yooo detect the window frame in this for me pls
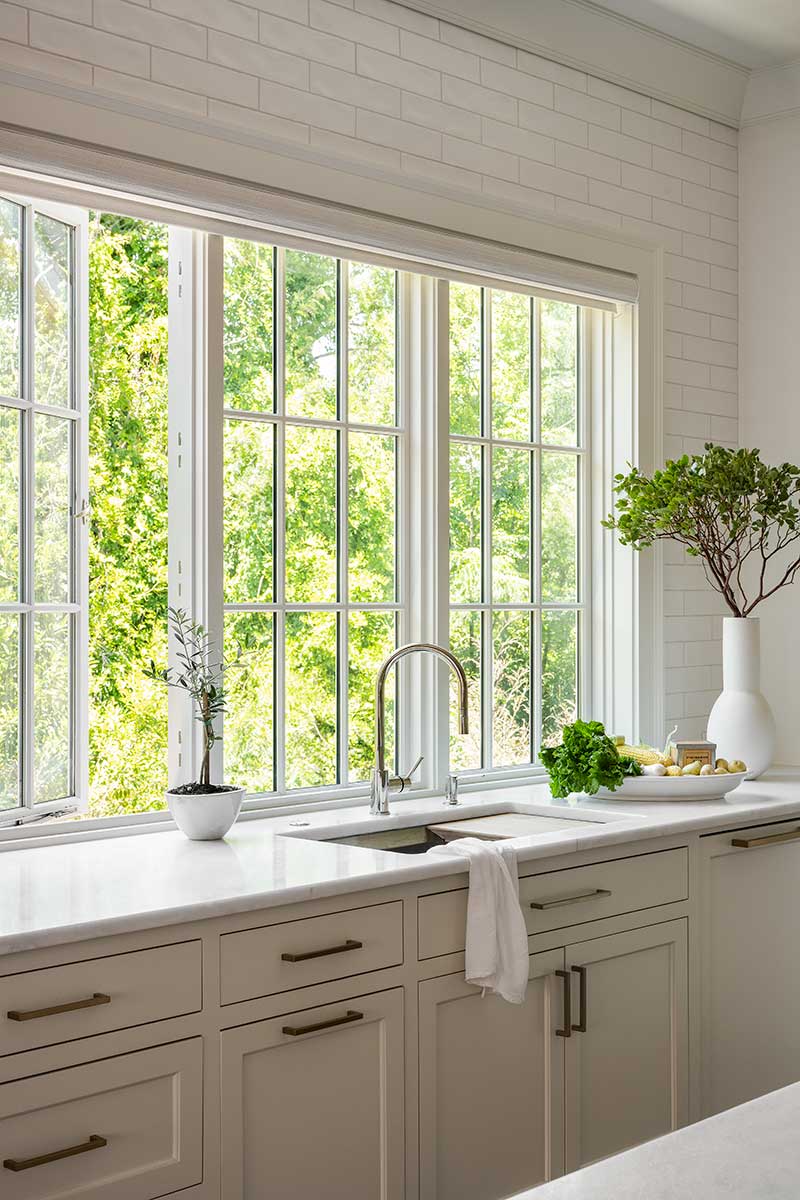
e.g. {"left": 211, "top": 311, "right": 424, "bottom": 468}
{"left": 0, "top": 182, "right": 650, "bottom": 840}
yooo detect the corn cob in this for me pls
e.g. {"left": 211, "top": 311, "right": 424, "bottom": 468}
{"left": 617, "top": 742, "right": 671, "bottom": 767}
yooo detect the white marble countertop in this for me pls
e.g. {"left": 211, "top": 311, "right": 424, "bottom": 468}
{"left": 511, "top": 1082, "right": 800, "bottom": 1199}
{"left": 2, "top": 769, "right": 800, "bottom": 956}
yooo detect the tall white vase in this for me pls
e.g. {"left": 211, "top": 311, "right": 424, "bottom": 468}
{"left": 707, "top": 617, "right": 776, "bottom": 780}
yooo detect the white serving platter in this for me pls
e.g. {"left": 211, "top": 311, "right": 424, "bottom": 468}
{"left": 597, "top": 771, "right": 747, "bottom": 801}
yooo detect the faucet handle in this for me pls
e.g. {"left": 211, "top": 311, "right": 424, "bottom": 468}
{"left": 396, "top": 754, "right": 424, "bottom": 792}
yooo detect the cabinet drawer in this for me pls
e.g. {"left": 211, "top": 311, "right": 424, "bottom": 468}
{"left": 220, "top": 901, "right": 403, "bottom": 1006}
{"left": 0, "top": 941, "right": 202, "bottom": 1057}
{"left": 0, "top": 1038, "right": 202, "bottom": 1200}
{"left": 418, "top": 848, "right": 688, "bottom": 959}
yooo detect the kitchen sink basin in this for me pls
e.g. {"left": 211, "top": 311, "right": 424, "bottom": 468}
{"left": 301, "top": 810, "right": 609, "bottom": 854}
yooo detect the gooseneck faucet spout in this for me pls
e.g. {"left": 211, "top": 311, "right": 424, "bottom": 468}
{"left": 370, "top": 642, "right": 469, "bottom": 816}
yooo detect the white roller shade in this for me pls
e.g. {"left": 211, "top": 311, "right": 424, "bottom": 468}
{"left": 0, "top": 125, "right": 638, "bottom": 307}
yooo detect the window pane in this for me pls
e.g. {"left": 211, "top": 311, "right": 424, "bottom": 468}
{"left": 35, "top": 213, "right": 72, "bottom": 408}
{"left": 285, "top": 423, "right": 337, "bottom": 603}
{"left": 0, "top": 198, "right": 22, "bottom": 399}
{"left": 449, "top": 609, "right": 481, "bottom": 771}
{"left": 450, "top": 442, "right": 481, "bottom": 604}
{"left": 0, "top": 406, "right": 19, "bottom": 603}
{"left": 0, "top": 613, "right": 18, "bottom": 808}
{"left": 224, "top": 238, "right": 273, "bottom": 413}
{"left": 34, "top": 413, "right": 71, "bottom": 604}
{"left": 492, "top": 446, "right": 530, "bottom": 603}
{"left": 34, "top": 611, "right": 71, "bottom": 803}
{"left": 492, "top": 290, "right": 531, "bottom": 441}
{"left": 285, "top": 249, "right": 336, "bottom": 420}
{"left": 349, "top": 611, "right": 395, "bottom": 782}
{"left": 88, "top": 212, "right": 169, "bottom": 818}
{"left": 349, "top": 431, "right": 395, "bottom": 603}
{"left": 449, "top": 282, "right": 481, "bottom": 436}
{"left": 541, "top": 609, "right": 578, "bottom": 751}
{"left": 225, "top": 612, "right": 274, "bottom": 794}
{"left": 540, "top": 300, "right": 578, "bottom": 445}
{"left": 224, "top": 419, "right": 274, "bottom": 603}
{"left": 285, "top": 611, "right": 337, "bottom": 789}
{"left": 493, "top": 611, "right": 531, "bottom": 767}
{"left": 541, "top": 452, "right": 578, "bottom": 603}
{"left": 348, "top": 262, "right": 395, "bottom": 426}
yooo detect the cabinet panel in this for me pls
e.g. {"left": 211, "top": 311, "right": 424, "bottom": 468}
{"left": 0, "top": 941, "right": 202, "bottom": 1056}
{"left": 418, "top": 950, "right": 564, "bottom": 1200}
{"left": 221, "top": 987, "right": 404, "bottom": 1199}
{"left": 701, "top": 824, "right": 800, "bottom": 1116}
{"left": 220, "top": 901, "right": 402, "bottom": 1005}
{"left": 564, "top": 920, "right": 688, "bottom": 1171}
{"left": 418, "top": 849, "right": 687, "bottom": 959}
{"left": 0, "top": 1038, "right": 202, "bottom": 1200}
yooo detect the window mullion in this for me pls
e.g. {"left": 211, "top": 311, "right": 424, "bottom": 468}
{"left": 273, "top": 246, "right": 286, "bottom": 795}
{"left": 337, "top": 260, "right": 349, "bottom": 785}
{"left": 481, "top": 287, "right": 492, "bottom": 771}
{"left": 21, "top": 203, "right": 34, "bottom": 813}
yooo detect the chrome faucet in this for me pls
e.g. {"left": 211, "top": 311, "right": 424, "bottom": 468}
{"left": 370, "top": 642, "right": 470, "bottom": 816}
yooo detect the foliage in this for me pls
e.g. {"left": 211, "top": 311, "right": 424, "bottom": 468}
{"left": 605, "top": 444, "right": 800, "bottom": 618}
{"left": 540, "top": 719, "right": 629, "bottom": 798}
{"left": 146, "top": 608, "right": 240, "bottom": 789}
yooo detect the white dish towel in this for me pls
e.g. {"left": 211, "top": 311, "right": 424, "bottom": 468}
{"left": 428, "top": 837, "right": 529, "bottom": 1004}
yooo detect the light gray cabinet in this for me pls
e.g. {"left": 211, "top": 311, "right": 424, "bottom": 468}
{"left": 220, "top": 988, "right": 405, "bottom": 1200}
{"left": 701, "top": 821, "right": 800, "bottom": 1116}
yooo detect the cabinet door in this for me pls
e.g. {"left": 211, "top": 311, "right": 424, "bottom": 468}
{"left": 701, "top": 824, "right": 800, "bottom": 1116}
{"left": 418, "top": 950, "right": 565, "bottom": 1200}
{"left": 564, "top": 920, "right": 688, "bottom": 1172}
{"left": 220, "top": 988, "right": 404, "bottom": 1200}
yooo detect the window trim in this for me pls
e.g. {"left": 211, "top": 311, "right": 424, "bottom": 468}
{"left": 0, "top": 165, "right": 663, "bottom": 844}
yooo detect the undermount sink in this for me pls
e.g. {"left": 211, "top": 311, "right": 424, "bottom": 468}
{"left": 301, "top": 810, "right": 608, "bottom": 855}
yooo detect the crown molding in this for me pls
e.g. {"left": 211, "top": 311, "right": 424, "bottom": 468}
{"left": 400, "top": 0, "right": 748, "bottom": 126}
{"left": 741, "top": 60, "right": 800, "bottom": 125}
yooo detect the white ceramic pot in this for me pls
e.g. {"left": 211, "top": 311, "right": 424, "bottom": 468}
{"left": 707, "top": 617, "right": 776, "bottom": 780}
{"left": 167, "top": 786, "right": 245, "bottom": 841}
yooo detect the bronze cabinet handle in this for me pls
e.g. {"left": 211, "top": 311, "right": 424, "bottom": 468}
{"left": 530, "top": 888, "right": 612, "bottom": 911}
{"left": 7, "top": 993, "right": 111, "bottom": 1023}
{"left": 281, "top": 939, "right": 363, "bottom": 963}
{"left": 555, "top": 970, "right": 571, "bottom": 1038}
{"left": 4, "top": 1133, "right": 107, "bottom": 1172}
{"left": 571, "top": 965, "right": 588, "bottom": 1033}
{"left": 731, "top": 828, "right": 800, "bottom": 849}
{"left": 282, "top": 1009, "right": 364, "bottom": 1037}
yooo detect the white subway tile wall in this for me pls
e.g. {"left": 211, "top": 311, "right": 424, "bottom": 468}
{"left": 2, "top": 0, "right": 738, "bottom": 739}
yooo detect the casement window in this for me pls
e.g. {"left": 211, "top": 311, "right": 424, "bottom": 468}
{"left": 0, "top": 183, "right": 634, "bottom": 832}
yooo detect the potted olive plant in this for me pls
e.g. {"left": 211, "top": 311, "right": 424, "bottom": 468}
{"left": 147, "top": 607, "right": 244, "bottom": 840}
{"left": 605, "top": 444, "right": 800, "bottom": 778}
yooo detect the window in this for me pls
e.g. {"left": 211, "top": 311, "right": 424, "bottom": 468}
{"left": 448, "top": 284, "right": 586, "bottom": 774}
{"left": 0, "top": 183, "right": 632, "bottom": 831}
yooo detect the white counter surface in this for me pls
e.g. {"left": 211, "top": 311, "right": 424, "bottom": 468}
{"left": 511, "top": 1082, "right": 800, "bottom": 1199}
{"left": 2, "top": 770, "right": 799, "bottom": 955}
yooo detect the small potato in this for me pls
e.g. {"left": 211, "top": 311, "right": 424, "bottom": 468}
{"left": 715, "top": 758, "right": 729, "bottom": 772}
{"left": 714, "top": 766, "right": 729, "bottom": 775}
{"left": 665, "top": 765, "right": 682, "bottom": 776}
{"left": 642, "top": 763, "right": 666, "bottom": 776}
{"left": 699, "top": 764, "right": 713, "bottom": 775}
{"left": 682, "top": 760, "right": 701, "bottom": 775}
{"left": 729, "top": 760, "right": 747, "bottom": 774}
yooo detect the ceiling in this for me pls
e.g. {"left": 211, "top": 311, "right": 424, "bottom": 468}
{"left": 586, "top": 0, "right": 800, "bottom": 68}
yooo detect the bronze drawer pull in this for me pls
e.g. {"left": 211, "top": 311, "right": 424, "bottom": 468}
{"left": 283, "top": 1009, "right": 364, "bottom": 1037}
{"left": 530, "top": 888, "right": 612, "bottom": 910}
{"left": 731, "top": 828, "right": 800, "bottom": 849}
{"left": 4, "top": 1133, "right": 107, "bottom": 1172}
{"left": 555, "top": 970, "right": 571, "bottom": 1038}
{"left": 7, "top": 993, "right": 111, "bottom": 1023}
{"left": 281, "top": 939, "right": 363, "bottom": 963}
{"left": 571, "top": 965, "right": 588, "bottom": 1032}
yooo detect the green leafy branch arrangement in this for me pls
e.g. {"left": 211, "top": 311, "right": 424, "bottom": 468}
{"left": 540, "top": 720, "right": 641, "bottom": 798}
{"left": 604, "top": 444, "right": 800, "bottom": 618}
{"left": 146, "top": 607, "right": 241, "bottom": 790}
